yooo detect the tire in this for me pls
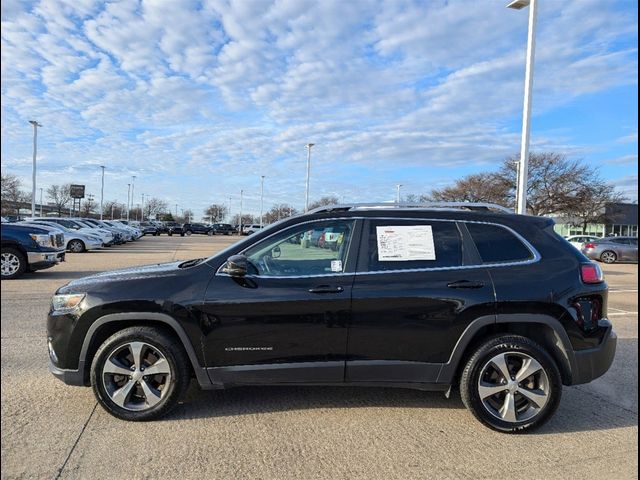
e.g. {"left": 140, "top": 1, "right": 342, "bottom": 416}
{"left": 600, "top": 250, "right": 617, "bottom": 264}
{"left": 1, "top": 247, "right": 27, "bottom": 279}
{"left": 207, "top": 230, "right": 214, "bottom": 236}
{"left": 185, "top": 230, "right": 192, "bottom": 236}
{"left": 68, "top": 239, "right": 86, "bottom": 253}
{"left": 168, "top": 232, "right": 173, "bottom": 236}
{"left": 90, "top": 326, "right": 191, "bottom": 421}
{"left": 460, "top": 335, "right": 562, "bottom": 433}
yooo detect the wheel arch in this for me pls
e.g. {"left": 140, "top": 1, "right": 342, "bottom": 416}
{"left": 438, "top": 314, "right": 576, "bottom": 386}
{"left": 79, "top": 312, "right": 211, "bottom": 387}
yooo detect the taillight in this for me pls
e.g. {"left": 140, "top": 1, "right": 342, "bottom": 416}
{"left": 584, "top": 242, "right": 596, "bottom": 249}
{"left": 581, "top": 263, "right": 604, "bottom": 284}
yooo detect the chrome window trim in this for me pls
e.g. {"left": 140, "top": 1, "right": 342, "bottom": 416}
{"left": 215, "top": 216, "right": 541, "bottom": 279}
{"left": 215, "top": 217, "right": 360, "bottom": 277}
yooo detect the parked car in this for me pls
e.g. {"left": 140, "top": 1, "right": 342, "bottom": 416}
{"left": 565, "top": 235, "right": 601, "bottom": 250}
{"left": 2, "top": 223, "right": 65, "bottom": 279}
{"left": 47, "top": 202, "right": 616, "bottom": 432}
{"left": 581, "top": 236, "right": 638, "bottom": 264}
{"left": 20, "top": 220, "right": 103, "bottom": 253}
{"left": 242, "top": 224, "right": 264, "bottom": 235}
{"left": 165, "top": 222, "right": 183, "bottom": 236}
{"left": 181, "top": 223, "right": 214, "bottom": 236}
{"left": 211, "top": 223, "right": 235, "bottom": 235}
{"left": 32, "top": 217, "right": 116, "bottom": 246}
{"left": 139, "top": 222, "right": 159, "bottom": 236}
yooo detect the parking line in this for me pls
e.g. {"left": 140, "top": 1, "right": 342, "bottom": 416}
{"left": 609, "top": 289, "right": 638, "bottom": 293}
{"left": 609, "top": 312, "right": 638, "bottom": 316}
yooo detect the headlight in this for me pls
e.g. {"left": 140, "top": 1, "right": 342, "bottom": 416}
{"left": 51, "top": 294, "right": 85, "bottom": 313}
{"left": 30, "top": 233, "right": 51, "bottom": 247}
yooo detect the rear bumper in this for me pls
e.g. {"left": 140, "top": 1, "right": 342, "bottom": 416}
{"left": 571, "top": 322, "right": 617, "bottom": 385}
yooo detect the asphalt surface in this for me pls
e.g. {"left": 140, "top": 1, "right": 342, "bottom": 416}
{"left": 1, "top": 236, "right": 637, "bottom": 480}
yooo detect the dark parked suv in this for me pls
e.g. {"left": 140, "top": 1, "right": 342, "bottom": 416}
{"left": 47, "top": 203, "right": 616, "bottom": 432}
{"left": 181, "top": 223, "right": 214, "bottom": 236}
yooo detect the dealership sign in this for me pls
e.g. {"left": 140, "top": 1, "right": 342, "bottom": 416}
{"left": 70, "top": 184, "right": 85, "bottom": 199}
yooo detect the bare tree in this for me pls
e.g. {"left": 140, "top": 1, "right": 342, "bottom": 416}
{"left": 203, "top": 204, "right": 228, "bottom": 223}
{"left": 567, "top": 183, "right": 626, "bottom": 233}
{"left": 423, "top": 172, "right": 510, "bottom": 206}
{"left": 264, "top": 204, "right": 298, "bottom": 224}
{"left": 308, "top": 196, "right": 340, "bottom": 210}
{"left": 1, "top": 173, "right": 28, "bottom": 215}
{"left": 143, "top": 198, "right": 169, "bottom": 219}
{"left": 230, "top": 213, "right": 256, "bottom": 225}
{"left": 80, "top": 196, "right": 97, "bottom": 217}
{"left": 181, "top": 209, "right": 194, "bottom": 223}
{"left": 47, "top": 184, "right": 72, "bottom": 216}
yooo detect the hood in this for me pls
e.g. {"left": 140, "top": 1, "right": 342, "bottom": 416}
{"left": 58, "top": 258, "right": 207, "bottom": 292}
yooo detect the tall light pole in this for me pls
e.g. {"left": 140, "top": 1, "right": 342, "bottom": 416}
{"left": 508, "top": 0, "right": 538, "bottom": 214}
{"left": 99, "top": 165, "right": 105, "bottom": 220}
{"left": 396, "top": 184, "right": 403, "bottom": 203}
{"left": 29, "top": 121, "right": 42, "bottom": 217}
{"left": 126, "top": 183, "right": 131, "bottom": 221}
{"left": 228, "top": 196, "right": 232, "bottom": 223}
{"left": 141, "top": 194, "right": 145, "bottom": 221}
{"left": 240, "top": 189, "right": 244, "bottom": 233}
{"left": 130, "top": 175, "right": 136, "bottom": 216}
{"left": 39, "top": 188, "right": 43, "bottom": 216}
{"left": 305, "top": 143, "right": 315, "bottom": 212}
{"left": 175, "top": 204, "right": 178, "bottom": 219}
{"left": 260, "top": 175, "right": 265, "bottom": 227}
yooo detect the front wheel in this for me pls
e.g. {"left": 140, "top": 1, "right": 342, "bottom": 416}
{"left": 90, "top": 326, "right": 191, "bottom": 421}
{"left": 207, "top": 230, "right": 214, "bottom": 236}
{"left": 68, "top": 239, "right": 86, "bottom": 253}
{"left": 460, "top": 335, "right": 561, "bottom": 433}
{"left": 1, "top": 247, "right": 26, "bottom": 279}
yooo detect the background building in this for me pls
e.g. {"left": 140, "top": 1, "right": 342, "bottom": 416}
{"left": 553, "top": 202, "right": 638, "bottom": 237}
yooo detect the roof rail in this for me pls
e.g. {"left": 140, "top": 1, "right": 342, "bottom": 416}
{"left": 307, "top": 202, "right": 513, "bottom": 215}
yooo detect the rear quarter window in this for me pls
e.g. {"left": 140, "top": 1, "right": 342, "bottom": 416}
{"left": 466, "top": 223, "right": 533, "bottom": 264}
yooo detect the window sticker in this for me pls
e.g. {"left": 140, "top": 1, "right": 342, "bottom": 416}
{"left": 376, "top": 225, "right": 436, "bottom": 261}
{"left": 331, "top": 260, "right": 343, "bottom": 272}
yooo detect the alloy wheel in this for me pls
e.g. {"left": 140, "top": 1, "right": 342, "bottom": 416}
{"left": 477, "top": 352, "right": 550, "bottom": 424}
{"left": 601, "top": 251, "right": 617, "bottom": 264}
{"left": 102, "top": 341, "right": 172, "bottom": 411}
{"left": 1, "top": 252, "right": 21, "bottom": 277}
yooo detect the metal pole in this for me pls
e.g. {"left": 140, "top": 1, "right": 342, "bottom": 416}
{"left": 39, "top": 188, "right": 43, "bottom": 216}
{"left": 111, "top": 204, "right": 114, "bottom": 220}
{"left": 305, "top": 143, "right": 314, "bottom": 212}
{"left": 29, "top": 121, "right": 41, "bottom": 217}
{"left": 260, "top": 175, "right": 265, "bottom": 227}
{"left": 100, "top": 166, "right": 105, "bottom": 220}
{"left": 228, "top": 197, "right": 232, "bottom": 224}
{"left": 396, "top": 184, "right": 402, "bottom": 203}
{"left": 126, "top": 184, "right": 130, "bottom": 221}
{"left": 515, "top": 0, "right": 538, "bottom": 215}
{"left": 175, "top": 204, "right": 178, "bottom": 219}
{"left": 130, "top": 176, "right": 136, "bottom": 217}
{"left": 141, "top": 194, "right": 145, "bottom": 221}
{"left": 240, "top": 189, "right": 243, "bottom": 234}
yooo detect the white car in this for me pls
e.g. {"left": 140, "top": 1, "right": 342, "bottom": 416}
{"left": 36, "top": 218, "right": 115, "bottom": 246}
{"left": 242, "top": 224, "right": 264, "bottom": 235}
{"left": 565, "top": 235, "right": 602, "bottom": 250}
{"left": 24, "top": 220, "right": 103, "bottom": 253}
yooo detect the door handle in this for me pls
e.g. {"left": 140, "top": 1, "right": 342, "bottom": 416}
{"left": 447, "top": 280, "right": 485, "bottom": 289}
{"left": 308, "top": 285, "right": 345, "bottom": 294}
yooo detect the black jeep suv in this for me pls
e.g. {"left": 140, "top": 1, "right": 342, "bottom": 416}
{"left": 47, "top": 203, "right": 616, "bottom": 432}
{"left": 181, "top": 223, "right": 214, "bottom": 236}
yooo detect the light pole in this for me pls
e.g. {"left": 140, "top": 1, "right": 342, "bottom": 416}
{"left": 260, "top": 175, "right": 265, "bottom": 227}
{"left": 141, "top": 194, "right": 145, "bottom": 221}
{"left": 228, "top": 196, "right": 232, "bottom": 224}
{"left": 508, "top": 0, "right": 538, "bottom": 214}
{"left": 305, "top": 143, "right": 314, "bottom": 212}
{"left": 396, "top": 184, "right": 403, "bottom": 203}
{"left": 126, "top": 183, "right": 131, "bottom": 221}
{"left": 29, "top": 121, "right": 42, "bottom": 217}
{"left": 240, "top": 189, "right": 244, "bottom": 234}
{"left": 175, "top": 204, "right": 178, "bottom": 220}
{"left": 99, "top": 165, "right": 105, "bottom": 220}
{"left": 130, "top": 175, "right": 136, "bottom": 217}
{"left": 39, "top": 188, "right": 43, "bottom": 216}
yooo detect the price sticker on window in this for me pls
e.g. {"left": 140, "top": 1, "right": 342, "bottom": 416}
{"left": 376, "top": 225, "right": 436, "bottom": 261}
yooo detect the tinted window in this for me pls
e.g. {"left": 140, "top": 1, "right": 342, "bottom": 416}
{"left": 367, "top": 220, "right": 462, "bottom": 271}
{"left": 243, "top": 220, "right": 356, "bottom": 277}
{"left": 610, "top": 238, "right": 630, "bottom": 245}
{"left": 466, "top": 223, "right": 533, "bottom": 263}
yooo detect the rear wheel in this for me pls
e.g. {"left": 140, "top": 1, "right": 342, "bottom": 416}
{"left": 1, "top": 247, "right": 26, "bottom": 279}
{"left": 460, "top": 335, "right": 561, "bottom": 433}
{"left": 90, "top": 326, "right": 190, "bottom": 421}
{"left": 185, "top": 230, "right": 192, "bottom": 236}
{"left": 68, "top": 239, "right": 86, "bottom": 253}
{"left": 600, "top": 250, "right": 617, "bottom": 264}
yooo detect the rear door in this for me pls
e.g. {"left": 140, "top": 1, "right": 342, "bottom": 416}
{"left": 346, "top": 218, "right": 495, "bottom": 383}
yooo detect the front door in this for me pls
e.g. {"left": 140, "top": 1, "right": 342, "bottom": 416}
{"left": 347, "top": 218, "right": 495, "bottom": 383}
{"left": 201, "top": 219, "right": 360, "bottom": 385}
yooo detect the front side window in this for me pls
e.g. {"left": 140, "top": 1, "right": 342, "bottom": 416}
{"left": 366, "top": 220, "right": 462, "bottom": 271}
{"left": 466, "top": 223, "right": 533, "bottom": 264}
{"left": 243, "top": 220, "right": 356, "bottom": 277}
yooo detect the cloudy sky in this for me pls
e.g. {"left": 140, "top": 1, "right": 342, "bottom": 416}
{"left": 1, "top": 0, "right": 637, "bottom": 218}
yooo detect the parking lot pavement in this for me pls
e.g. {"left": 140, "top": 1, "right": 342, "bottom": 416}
{"left": 1, "top": 236, "right": 637, "bottom": 480}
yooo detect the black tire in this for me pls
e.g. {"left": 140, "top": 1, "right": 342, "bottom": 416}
{"left": 1, "top": 247, "right": 27, "bottom": 279}
{"left": 600, "top": 250, "right": 617, "bottom": 264}
{"left": 68, "top": 239, "right": 86, "bottom": 253}
{"left": 460, "top": 335, "right": 562, "bottom": 433}
{"left": 90, "top": 326, "right": 191, "bottom": 421}
{"left": 185, "top": 230, "right": 192, "bottom": 236}
{"left": 207, "top": 230, "right": 214, "bottom": 236}
{"left": 168, "top": 232, "right": 173, "bottom": 236}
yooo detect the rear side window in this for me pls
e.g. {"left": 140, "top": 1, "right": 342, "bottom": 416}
{"left": 367, "top": 220, "right": 462, "bottom": 271}
{"left": 466, "top": 223, "right": 533, "bottom": 264}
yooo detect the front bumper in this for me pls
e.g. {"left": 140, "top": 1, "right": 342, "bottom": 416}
{"left": 49, "top": 360, "right": 85, "bottom": 386}
{"left": 27, "top": 250, "right": 65, "bottom": 271}
{"left": 571, "top": 321, "right": 617, "bottom": 385}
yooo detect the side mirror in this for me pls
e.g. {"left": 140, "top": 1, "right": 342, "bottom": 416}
{"left": 222, "top": 254, "right": 248, "bottom": 277}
